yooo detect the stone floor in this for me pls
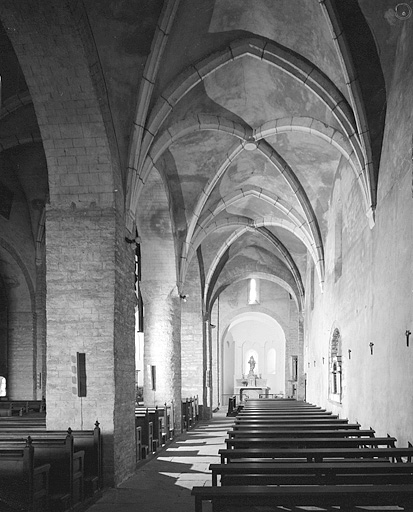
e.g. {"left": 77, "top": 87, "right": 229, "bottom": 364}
{"left": 85, "top": 409, "right": 233, "bottom": 512}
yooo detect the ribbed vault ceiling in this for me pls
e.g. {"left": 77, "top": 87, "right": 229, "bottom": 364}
{"left": 0, "top": 0, "right": 388, "bottom": 316}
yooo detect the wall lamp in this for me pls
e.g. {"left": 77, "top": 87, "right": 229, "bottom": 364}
{"left": 125, "top": 236, "right": 141, "bottom": 245}
{"left": 179, "top": 294, "right": 188, "bottom": 302}
{"left": 406, "top": 330, "right": 411, "bottom": 347}
{"left": 369, "top": 342, "right": 374, "bottom": 355}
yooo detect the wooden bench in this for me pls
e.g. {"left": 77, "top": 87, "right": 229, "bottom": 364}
{"left": 0, "top": 400, "right": 45, "bottom": 417}
{"left": 234, "top": 417, "right": 350, "bottom": 424}
{"left": 224, "top": 436, "right": 397, "bottom": 450}
{"left": 237, "top": 409, "right": 334, "bottom": 416}
{"left": 182, "top": 396, "right": 199, "bottom": 431}
{"left": 0, "top": 422, "right": 102, "bottom": 498}
{"left": 191, "top": 484, "right": 413, "bottom": 512}
{"left": 232, "top": 421, "right": 362, "bottom": 430}
{"left": 219, "top": 445, "right": 413, "bottom": 463}
{"left": 0, "top": 416, "right": 46, "bottom": 428}
{"left": 227, "top": 428, "right": 375, "bottom": 438}
{"left": 69, "top": 424, "right": 102, "bottom": 497}
{"left": 226, "top": 396, "right": 237, "bottom": 417}
{"left": 135, "top": 403, "right": 174, "bottom": 458}
{"left": 210, "top": 460, "right": 413, "bottom": 485}
{"left": 0, "top": 441, "right": 50, "bottom": 511}
{"left": 0, "top": 433, "right": 84, "bottom": 511}
{"left": 135, "top": 410, "right": 154, "bottom": 457}
{"left": 136, "top": 408, "right": 162, "bottom": 452}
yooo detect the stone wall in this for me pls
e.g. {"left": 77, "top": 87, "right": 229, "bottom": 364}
{"left": 305, "top": 26, "right": 413, "bottom": 442}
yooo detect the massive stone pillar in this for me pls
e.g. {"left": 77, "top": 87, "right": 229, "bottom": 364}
{"left": 140, "top": 282, "right": 182, "bottom": 432}
{"left": 45, "top": 208, "right": 136, "bottom": 486}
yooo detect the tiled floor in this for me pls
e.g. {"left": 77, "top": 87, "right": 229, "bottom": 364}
{"left": 86, "top": 410, "right": 234, "bottom": 512}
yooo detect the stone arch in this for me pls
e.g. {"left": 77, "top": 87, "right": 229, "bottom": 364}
{"left": 220, "top": 310, "right": 288, "bottom": 399}
{"left": 0, "top": 238, "right": 36, "bottom": 399}
{"left": 0, "top": 3, "right": 119, "bottom": 209}
{"left": 203, "top": 227, "right": 304, "bottom": 312}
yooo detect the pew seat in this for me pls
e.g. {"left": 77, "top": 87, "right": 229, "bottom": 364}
{"left": 191, "top": 484, "right": 413, "bottom": 512}
{"left": 219, "top": 445, "right": 413, "bottom": 463}
{"left": 227, "top": 428, "right": 375, "bottom": 438}
{"left": 210, "top": 460, "right": 413, "bottom": 485}
{"left": 0, "top": 444, "right": 50, "bottom": 511}
{"left": 224, "top": 436, "right": 397, "bottom": 450}
{"left": 0, "top": 434, "right": 84, "bottom": 511}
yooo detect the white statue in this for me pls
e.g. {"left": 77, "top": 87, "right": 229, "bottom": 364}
{"left": 248, "top": 356, "right": 256, "bottom": 375}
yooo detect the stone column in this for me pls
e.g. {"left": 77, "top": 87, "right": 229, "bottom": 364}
{"left": 140, "top": 282, "right": 182, "bottom": 432}
{"left": 45, "top": 207, "right": 136, "bottom": 486}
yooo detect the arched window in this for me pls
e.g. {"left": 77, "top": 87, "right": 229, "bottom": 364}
{"left": 247, "top": 278, "right": 260, "bottom": 304}
{"left": 329, "top": 328, "right": 342, "bottom": 403}
{"left": 0, "top": 376, "right": 6, "bottom": 397}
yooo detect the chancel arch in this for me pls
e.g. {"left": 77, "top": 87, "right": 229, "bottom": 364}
{"left": 220, "top": 304, "right": 299, "bottom": 403}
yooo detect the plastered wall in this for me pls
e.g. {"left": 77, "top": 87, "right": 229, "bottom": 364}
{"left": 305, "top": 30, "right": 413, "bottom": 442}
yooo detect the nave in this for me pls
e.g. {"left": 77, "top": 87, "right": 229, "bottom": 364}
{"left": 94, "top": 397, "right": 413, "bottom": 512}
{"left": 192, "top": 398, "right": 413, "bottom": 512}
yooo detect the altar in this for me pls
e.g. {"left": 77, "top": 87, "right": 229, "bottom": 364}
{"left": 239, "top": 386, "right": 270, "bottom": 401}
{"left": 234, "top": 355, "right": 270, "bottom": 401}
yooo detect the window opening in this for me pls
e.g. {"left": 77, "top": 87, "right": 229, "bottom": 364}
{"left": 248, "top": 278, "right": 260, "bottom": 304}
{"left": 329, "top": 328, "right": 342, "bottom": 403}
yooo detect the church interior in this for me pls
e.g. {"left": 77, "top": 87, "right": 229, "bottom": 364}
{"left": 0, "top": 0, "right": 412, "bottom": 509}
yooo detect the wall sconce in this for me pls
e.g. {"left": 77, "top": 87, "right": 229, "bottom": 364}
{"left": 406, "top": 330, "right": 411, "bottom": 347}
{"left": 313, "top": 360, "right": 316, "bottom": 367}
{"left": 322, "top": 357, "right": 325, "bottom": 365}
{"left": 210, "top": 324, "right": 216, "bottom": 329}
{"left": 179, "top": 294, "right": 188, "bottom": 302}
{"left": 125, "top": 236, "right": 141, "bottom": 245}
{"left": 348, "top": 349, "right": 351, "bottom": 359}
{"left": 369, "top": 342, "right": 374, "bottom": 355}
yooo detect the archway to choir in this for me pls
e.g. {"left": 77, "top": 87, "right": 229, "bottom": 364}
{"left": 220, "top": 312, "right": 287, "bottom": 404}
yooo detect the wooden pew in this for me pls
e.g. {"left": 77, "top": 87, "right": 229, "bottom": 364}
{"left": 0, "top": 416, "right": 46, "bottom": 428}
{"left": 0, "top": 422, "right": 102, "bottom": 498}
{"left": 0, "top": 433, "right": 84, "bottom": 511}
{"left": 194, "top": 398, "right": 413, "bottom": 511}
{"left": 135, "top": 403, "right": 174, "bottom": 459}
{"left": 135, "top": 409, "right": 154, "bottom": 458}
{"left": 0, "top": 441, "right": 50, "bottom": 511}
{"left": 210, "top": 460, "right": 413, "bottom": 486}
{"left": 191, "top": 484, "right": 413, "bottom": 512}
{"left": 232, "top": 422, "right": 362, "bottom": 430}
{"left": 226, "top": 396, "right": 237, "bottom": 417}
{"left": 227, "top": 428, "right": 376, "bottom": 438}
{"left": 0, "top": 400, "right": 45, "bottom": 417}
{"left": 219, "top": 445, "right": 413, "bottom": 463}
{"left": 69, "top": 424, "right": 102, "bottom": 497}
{"left": 182, "top": 397, "right": 198, "bottom": 431}
{"left": 234, "top": 417, "right": 350, "bottom": 424}
{"left": 224, "top": 436, "right": 397, "bottom": 450}
{"left": 0, "top": 402, "right": 12, "bottom": 417}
